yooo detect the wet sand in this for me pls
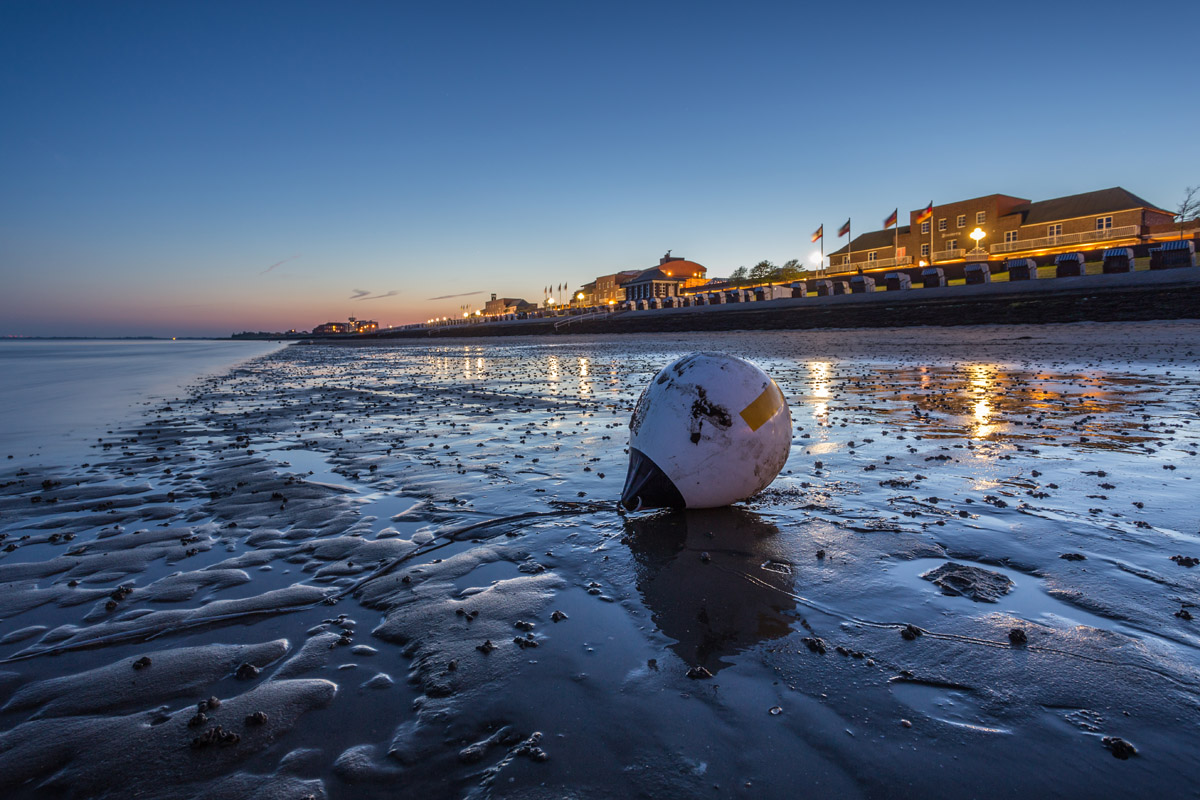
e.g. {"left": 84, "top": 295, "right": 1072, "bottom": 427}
{"left": 1, "top": 322, "right": 1198, "bottom": 798}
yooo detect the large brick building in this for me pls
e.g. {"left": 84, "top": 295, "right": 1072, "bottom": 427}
{"left": 828, "top": 187, "right": 1175, "bottom": 274}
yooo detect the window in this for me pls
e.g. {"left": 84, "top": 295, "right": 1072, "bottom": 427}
{"left": 947, "top": 239, "right": 958, "bottom": 251}
{"left": 957, "top": 214, "right": 966, "bottom": 228}
{"left": 1048, "top": 224, "right": 1062, "bottom": 237}
{"left": 1004, "top": 231, "right": 1018, "bottom": 244}
{"left": 920, "top": 221, "right": 930, "bottom": 234}
{"left": 1096, "top": 216, "right": 1113, "bottom": 230}
{"left": 842, "top": 256, "right": 850, "bottom": 265}
{"left": 920, "top": 243, "right": 930, "bottom": 258}
{"left": 938, "top": 218, "right": 947, "bottom": 231}
{"left": 976, "top": 211, "right": 987, "bottom": 224}
{"left": 867, "top": 251, "right": 878, "bottom": 261}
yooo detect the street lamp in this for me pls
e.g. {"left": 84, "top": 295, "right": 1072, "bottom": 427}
{"left": 969, "top": 227, "right": 986, "bottom": 253}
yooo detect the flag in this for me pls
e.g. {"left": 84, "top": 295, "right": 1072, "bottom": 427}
{"left": 837, "top": 219, "right": 850, "bottom": 237}
{"left": 811, "top": 225, "right": 823, "bottom": 243}
{"left": 884, "top": 209, "right": 898, "bottom": 229}
{"left": 916, "top": 202, "right": 933, "bottom": 224}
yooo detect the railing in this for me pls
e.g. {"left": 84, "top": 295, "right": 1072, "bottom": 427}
{"left": 553, "top": 309, "right": 613, "bottom": 329}
{"left": 931, "top": 248, "right": 966, "bottom": 262}
{"left": 826, "top": 255, "right": 913, "bottom": 274}
{"left": 989, "top": 225, "right": 1140, "bottom": 255}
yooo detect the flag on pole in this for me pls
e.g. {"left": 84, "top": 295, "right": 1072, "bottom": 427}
{"left": 837, "top": 219, "right": 851, "bottom": 237}
{"left": 883, "top": 209, "right": 898, "bottom": 229}
{"left": 916, "top": 202, "right": 933, "bottom": 224}
{"left": 811, "top": 225, "right": 823, "bottom": 243}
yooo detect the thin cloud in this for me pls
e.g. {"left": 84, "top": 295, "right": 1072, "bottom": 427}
{"left": 426, "top": 290, "right": 483, "bottom": 300}
{"left": 349, "top": 289, "right": 399, "bottom": 301}
{"left": 356, "top": 290, "right": 398, "bottom": 301}
{"left": 259, "top": 254, "right": 300, "bottom": 275}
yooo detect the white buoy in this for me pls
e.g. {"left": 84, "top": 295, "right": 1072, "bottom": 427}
{"left": 621, "top": 352, "right": 792, "bottom": 509}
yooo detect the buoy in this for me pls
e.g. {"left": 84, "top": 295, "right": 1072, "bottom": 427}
{"left": 621, "top": 353, "right": 792, "bottom": 509}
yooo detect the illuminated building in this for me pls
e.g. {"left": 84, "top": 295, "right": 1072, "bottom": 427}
{"left": 621, "top": 253, "right": 709, "bottom": 302}
{"left": 827, "top": 187, "right": 1175, "bottom": 274}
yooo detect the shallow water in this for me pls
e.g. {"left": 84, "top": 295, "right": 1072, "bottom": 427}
{"left": 0, "top": 339, "right": 286, "bottom": 466}
{"left": 0, "top": 322, "right": 1198, "bottom": 798}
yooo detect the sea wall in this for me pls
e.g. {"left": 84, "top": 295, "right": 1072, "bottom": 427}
{"left": 369, "top": 269, "right": 1200, "bottom": 340}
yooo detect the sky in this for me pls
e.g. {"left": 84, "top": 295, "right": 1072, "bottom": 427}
{"left": 2, "top": 0, "right": 1197, "bottom": 337}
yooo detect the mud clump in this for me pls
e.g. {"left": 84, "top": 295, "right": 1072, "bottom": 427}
{"left": 235, "top": 663, "right": 261, "bottom": 680}
{"left": 132, "top": 656, "right": 152, "bottom": 670}
{"left": 1008, "top": 628, "right": 1028, "bottom": 645}
{"left": 900, "top": 624, "right": 923, "bottom": 641}
{"left": 921, "top": 562, "right": 1014, "bottom": 602}
{"left": 1169, "top": 555, "right": 1199, "bottom": 568}
{"left": 1103, "top": 736, "right": 1137, "bottom": 759}
{"left": 191, "top": 725, "right": 240, "bottom": 749}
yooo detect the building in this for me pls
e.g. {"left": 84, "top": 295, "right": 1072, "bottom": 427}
{"left": 312, "top": 318, "right": 377, "bottom": 335}
{"left": 621, "top": 253, "right": 709, "bottom": 302}
{"left": 483, "top": 294, "right": 536, "bottom": 316}
{"left": 593, "top": 270, "right": 642, "bottom": 305}
{"left": 827, "top": 187, "right": 1175, "bottom": 274}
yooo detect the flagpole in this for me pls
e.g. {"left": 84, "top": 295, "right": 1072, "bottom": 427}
{"left": 820, "top": 227, "right": 824, "bottom": 278}
{"left": 894, "top": 209, "right": 898, "bottom": 264}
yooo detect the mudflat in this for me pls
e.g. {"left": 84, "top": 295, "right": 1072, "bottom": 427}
{"left": 1, "top": 321, "right": 1198, "bottom": 798}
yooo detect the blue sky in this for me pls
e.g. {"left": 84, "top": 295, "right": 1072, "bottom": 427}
{"left": 2, "top": 0, "right": 1197, "bottom": 336}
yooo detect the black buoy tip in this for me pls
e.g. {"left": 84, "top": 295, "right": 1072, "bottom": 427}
{"left": 621, "top": 448, "right": 685, "bottom": 510}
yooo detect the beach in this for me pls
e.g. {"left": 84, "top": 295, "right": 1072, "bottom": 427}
{"left": 1, "top": 322, "right": 1198, "bottom": 798}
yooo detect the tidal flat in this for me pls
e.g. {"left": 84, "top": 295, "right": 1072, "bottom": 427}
{"left": 1, "top": 322, "right": 1198, "bottom": 799}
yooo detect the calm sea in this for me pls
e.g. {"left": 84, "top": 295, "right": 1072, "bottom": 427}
{"left": 0, "top": 339, "right": 286, "bottom": 468}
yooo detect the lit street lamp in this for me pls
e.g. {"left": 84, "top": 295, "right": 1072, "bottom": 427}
{"left": 969, "top": 227, "right": 986, "bottom": 254}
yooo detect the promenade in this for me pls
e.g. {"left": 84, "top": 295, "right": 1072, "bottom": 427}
{"left": 373, "top": 266, "right": 1200, "bottom": 340}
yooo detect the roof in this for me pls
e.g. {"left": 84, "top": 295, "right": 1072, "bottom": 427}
{"left": 1021, "top": 187, "right": 1168, "bottom": 225}
{"left": 626, "top": 268, "right": 676, "bottom": 284}
{"left": 828, "top": 225, "right": 910, "bottom": 256}
{"left": 626, "top": 259, "right": 707, "bottom": 283}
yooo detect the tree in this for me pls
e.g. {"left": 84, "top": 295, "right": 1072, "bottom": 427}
{"left": 748, "top": 260, "right": 775, "bottom": 283}
{"left": 772, "top": 259, "right": 806, "bottom": 283}
{"left": 1177, "top": 185, "right": 1200, "bottom": 240}
{"left": 729, "top": 266, "right": 748, "bottom": 285}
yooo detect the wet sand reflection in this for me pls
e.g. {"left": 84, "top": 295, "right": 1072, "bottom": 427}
{"left": 625, "top": 507, "right": 798, "bottom": 674}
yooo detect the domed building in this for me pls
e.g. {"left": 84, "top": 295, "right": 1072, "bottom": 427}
{"left": 622, "top": 252, "right": 708, "bottom": 302}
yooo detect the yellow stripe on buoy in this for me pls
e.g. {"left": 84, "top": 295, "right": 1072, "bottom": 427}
{"left": 739, "top": 381, "right": 785, "bottom": 431}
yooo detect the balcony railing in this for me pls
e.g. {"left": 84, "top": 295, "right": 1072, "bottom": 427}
{"left": 989, "top": 225, "right": 1140, "bottom": 255}
{"left": 826, "top": 255, "right": 912, "bottom": 274}
{"left": 931, "top": 248, "right": 966, "bottom": 262}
